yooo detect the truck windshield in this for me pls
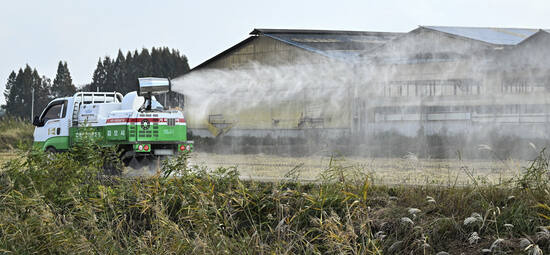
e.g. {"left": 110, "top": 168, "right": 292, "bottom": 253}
{"left": 43, "top": 104, "right": 62, "bottom": 122}
{"left": 41, "top": 100, "right": 67, "bottom": 122}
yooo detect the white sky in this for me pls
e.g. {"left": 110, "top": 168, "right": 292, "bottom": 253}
{"left": 1, "top": 0, "right": 549, "bottom": 105}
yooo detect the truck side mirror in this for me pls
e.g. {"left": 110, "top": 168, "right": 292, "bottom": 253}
{"left": 32, "top": 116, "right": 42, "bottom": 127}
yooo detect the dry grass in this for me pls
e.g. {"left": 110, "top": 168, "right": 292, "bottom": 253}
{"left": 0, "top": 152, "right": 17, "bottom": 167}
{"left": 0, "top": 142, "right": 549, "bottom": 254}
{"left": 190, "top": 152, "right": 525, "bottom": 185}
{"left": 0, "top": 117, "right": 34, "bottom": 151}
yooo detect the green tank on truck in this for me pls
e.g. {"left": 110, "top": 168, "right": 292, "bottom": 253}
{"left": 32, "top": 77, "right": 193, "bottom": 166}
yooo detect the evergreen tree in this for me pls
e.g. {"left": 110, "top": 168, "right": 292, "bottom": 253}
{"left": 124, "top": 51, "right": 135, "bottom": 92}
{"left": 90, "top": 59, "right": 106, "bottom": 92}
{"left": 113, "top": 50, "right": 127, "bottom": 93}
{"left": 51, "top": 61, "right": 76, "bottom": 97}
{"left": 88, "top": 47, "right": 191, "bottom": 106}
{"left": 3, "top": 65, "right": 51, "bottom": 119}
{"left": 2, "top": 71, "right": 17, "bottom": 111}
{"left": 102, "top": 57, "right": 115, "bottom": 92}
{"left": 8, "top": 67, "right": 32, "bottom": 118}
{"left": 79, "top": 83, "right": 92, "bottom": 92}
{"left": 151, "top": 47, "right": 158, "bottom": 75}
{"left": 116, "top": 51, "right": 135, "bottom": 93}
{"left": 35, "top": 75, "right": 52, "bottom": 117}
{"left": 137, "top": 48, "right": 152, "bottom": 77}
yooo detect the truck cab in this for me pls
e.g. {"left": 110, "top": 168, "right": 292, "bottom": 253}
{"left": 33, "top": 92, "right": 123, "bottom": 152}
{"left": 33, "top": 97, "right": 73, "bottom": 152}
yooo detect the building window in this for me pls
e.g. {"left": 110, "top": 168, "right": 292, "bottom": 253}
{"left": 383, "top": 79, "right": 480, "bottom": 97}
{"left": 502, "top": 77, "right": 550, "bottom": 94}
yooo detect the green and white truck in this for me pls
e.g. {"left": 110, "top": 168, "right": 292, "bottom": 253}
{"left": 32, "top": 77, "right": 192, "bottom": 166}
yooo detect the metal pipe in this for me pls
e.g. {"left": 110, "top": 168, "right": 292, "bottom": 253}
{"left": 31, "top": 87, "right": 34, "bottom": 121}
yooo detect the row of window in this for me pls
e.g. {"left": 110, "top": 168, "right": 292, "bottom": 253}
{"left": 501, "top": 78, "right": 550, "bottom": 94}
{"left": 382, "top": 79, "right": 480, "bottom": 97}
{"left": 382, "top": 78, "right": 550, "bottom": 97}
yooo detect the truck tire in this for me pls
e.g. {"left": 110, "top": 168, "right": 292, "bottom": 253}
{"left": 44, "top": 147, "right": 57, "bottom": 160}
{"left": 103, "top": 163, "right": 122, "bottom": 176}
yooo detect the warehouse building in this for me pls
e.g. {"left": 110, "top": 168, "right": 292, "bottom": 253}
{"left": 178, "top": 26, "right": 550, "bottom": 141}
{"left": 357, "top": 26, "right": 550, "bottom": 138}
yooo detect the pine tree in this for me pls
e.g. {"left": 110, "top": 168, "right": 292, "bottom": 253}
{"left": 2, "top": 71, "right": 17, "bottom": 109}
{"left": 51, "top": 61, "right": 76, "bottom": 97}
{"left": 88, "top": 47, "right": 191, "bottom": 106}
{"left": 3, "top": 65, "right": 51, "bottom": 119}
{"left": 113, "top": 50, "right": 127, "bottom": 93}
{"left": 9, "top": 66, "right": 32, "bottom": 118}
{"left": 35, "top": 75, "right": 52, "bottom": 117}
{"left": 124, "top": 51, "right": 135, "bottom": 92}
{"left": 102, "top": 57, "right": 115, "bottom": 92}
{"left": 137, "top": 48, "right": 152, "bottom": 76}
{"left": 90, "top": 59, "right": 106, "bottom": 92}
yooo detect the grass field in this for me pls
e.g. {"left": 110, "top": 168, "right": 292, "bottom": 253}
{"left": 1, "top": 143, "right": 549, "bottom": 253}
{"left": 2, "top": 150, "right": 527, "bottom": 186}
{"left": 190, "top": 152, "right": 525, "bottom": 186}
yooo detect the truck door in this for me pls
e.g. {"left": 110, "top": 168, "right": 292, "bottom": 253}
{"left": 33, "top": 100, "right": 69, "bottom": 151}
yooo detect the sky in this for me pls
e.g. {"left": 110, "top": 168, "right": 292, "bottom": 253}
{"left": 1, "top": 0, "right": 550, "bottom": 105}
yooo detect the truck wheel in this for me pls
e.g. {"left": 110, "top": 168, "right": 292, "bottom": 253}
{"left": 44, "top": 147, "right": 57, "bottom": 160}
{"left": 121, "top": 150, "right": 135, "bottom": 167}
{"left": 103, "top": 162, "right": 122, "bottom": 175}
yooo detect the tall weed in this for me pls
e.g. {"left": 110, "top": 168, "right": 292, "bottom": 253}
{"left": 0, "top": 142, "right": 549, "bottom": 253}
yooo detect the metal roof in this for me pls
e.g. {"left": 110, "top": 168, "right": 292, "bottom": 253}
{"left": 190, "top": 27, "right": 550, "bottom": 71}
{"left": 191, "top": 29, "right": 403, "bottom": 71}
{"left": 191, "top": 36, "right": 257, "bottom": 71}
{"left": 250, "top": 28, "right": 397, "bottom": 36}
{"left": 516, "top": 29, "right": 550, "bottom": 46}
{"left": 252, "top": 28, "right": 402, "bottom": 61}
{"left": 423, "top": 26, "right": 541, "bottom": 45}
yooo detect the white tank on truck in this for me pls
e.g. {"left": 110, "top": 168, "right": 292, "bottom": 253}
{"left": 32, "top": 77, "right": 193, "bottom": 168}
